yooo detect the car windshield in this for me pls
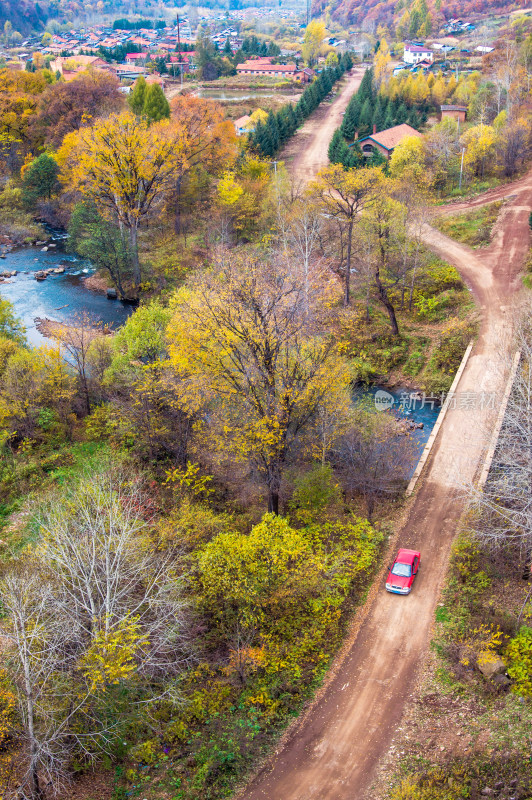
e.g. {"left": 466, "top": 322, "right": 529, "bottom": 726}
{"left": 391, "top": 562, "right": 412, "bottom": 577}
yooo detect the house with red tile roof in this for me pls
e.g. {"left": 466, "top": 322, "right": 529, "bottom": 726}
{"left": 236, "top": 58, "right": 297, "bottom": 78}
{"left": 125, "top": 52, "right": 148, "bottom": 63}
{"left": 358, "top": 123, "right": 423, "bottom": 160}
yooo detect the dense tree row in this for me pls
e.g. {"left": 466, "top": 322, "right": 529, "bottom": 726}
{"left": 112, "top": 17, "right": 166, "bottom": 29}
{"left": 328, "top": 67, "right": 424, "bottom": 170}
{"left": 241, "top": 34, "right": 281, "bottom": 57}
{"left": 249, "top": 52, "right": 353, "bottom": 158}
{"left": 342, "top": 68, "right": 426, "bottom": 142}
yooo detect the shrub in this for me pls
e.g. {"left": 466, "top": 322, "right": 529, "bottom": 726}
{"left": 432, "top": 318, "right": 476, "bottom": 373}
{"left": 289, "top": 464, "right": 341, "bottom": 524}
{"left": 403, "top": 349, "right": 425, "bottom": 377}
{"left": 129, "top": 739, "right": 160, "bottom": 766}
{"left": 505, "top": 626, "right": 532, "bottom": 696}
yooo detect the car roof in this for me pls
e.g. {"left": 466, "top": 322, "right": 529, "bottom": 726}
{"left": 395, "top": 548, "right": 421, "bottom": 563}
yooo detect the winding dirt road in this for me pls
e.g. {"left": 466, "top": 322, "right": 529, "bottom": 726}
{"left": 280, "top": 66, "right": 366, "bottom": 182}
{"left": 238, "top": 144, "right": 532, "bottom": 797}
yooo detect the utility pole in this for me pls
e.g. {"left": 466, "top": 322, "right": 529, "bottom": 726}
{"left": 459, "top": 147, "right": 465, "bottom": 191}
{"left": 306, "top": 0, "right": 311, "bottom": 27}
{"left": 177, "top": 14, "right": 183, "bottom": 89}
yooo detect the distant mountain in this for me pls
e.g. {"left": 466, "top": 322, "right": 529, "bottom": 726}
{"left": 0, "top": 0, "right": 49, "bottom": 36}
{"left": 314, "top": 0, "right": 529, "bottom": 32}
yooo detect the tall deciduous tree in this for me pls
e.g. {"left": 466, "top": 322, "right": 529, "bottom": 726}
{"left": 357, "top": 189, "right": 409, "bottom": 336}
{"left": 29, "top": 71, "right": 123, "bottom": 148}
{"left": 1, "top": 467, "right": 191, "bottom": 800}
{"left": 333, "top": 406, "right": 415, "bottom": 519}
{"left": 21, "top": 152, "right": 59, "bottom": 207}
{"left": 169, "top": 95, "right": 237, "bottom": 235}
{"left": 60, "top": 112, "right": 186, "bottom": 291}
{"left": 311, "top": 163, "right": 383, "bottom": 306}
{"left": 168, "top": 254, "right": 350, "bottom": 513}
{"left": 302, "top": 20, "right": 326, "bottom": 67}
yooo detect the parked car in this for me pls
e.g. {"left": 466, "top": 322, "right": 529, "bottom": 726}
{"left": 385, "top": 548, "right": 421, "bottom": 595}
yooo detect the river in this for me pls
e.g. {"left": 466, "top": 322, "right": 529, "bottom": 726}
{"left": 0, "top": 238, "right": 133, "bottom": 347}
{"left": 355, "top": 384, "right": 440, "bottom": 466}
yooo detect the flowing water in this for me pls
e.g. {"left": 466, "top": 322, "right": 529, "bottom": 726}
{"left": 0, "top": 237, "right": 133, "bottom": 347}
{"left": 354, "top": 384, "right": 441, "bottom": 467}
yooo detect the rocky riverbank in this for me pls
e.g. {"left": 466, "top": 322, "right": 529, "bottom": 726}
{"left": 82, "top": 273, "right": 110, "bottom": 294}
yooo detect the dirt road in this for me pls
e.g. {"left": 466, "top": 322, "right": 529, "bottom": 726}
{"left": 239, "top": 173, "right": 532, "bottom": 800}
{"left": 280, "top": 67, "right": 365, "bottom": 182}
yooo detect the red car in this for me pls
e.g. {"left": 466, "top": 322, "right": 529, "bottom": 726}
{"left": 385, "top": 548, "right": 421, "bottom": 595}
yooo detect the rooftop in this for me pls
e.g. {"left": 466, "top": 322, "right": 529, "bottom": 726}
{"left": 404, "top": 44, "right": 433, "bottom": 52}
{"left": 361, "top": 123, "right": 423, "bottom": 151}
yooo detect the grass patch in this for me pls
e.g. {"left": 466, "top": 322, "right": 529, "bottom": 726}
{"left": 436, "top": 176, "right": 504, "bottom": 202}
{"left": 337, "top": 254, "right": 476, "bottom": 388}
{"left": 434, "top": 201, "right": 502, "bottom": 248}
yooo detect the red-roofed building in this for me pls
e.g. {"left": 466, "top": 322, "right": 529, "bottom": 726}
{"left": 358, "top": 123, "right": 423, "bottom": 160}
{"left": 237, "top": 59, "right": 297, "bottom": 78}
{"left": 130, "top": 37, "right": 152, "bottom": 48}
{"left": 403, "top": 44, "right": 433, "bottom": 64}
{"left": 125, "top": 52, "right": 148, "bottom": 63}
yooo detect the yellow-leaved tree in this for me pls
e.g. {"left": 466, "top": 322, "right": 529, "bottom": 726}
{"left": 310, "top": 164, "right": 384, "bottom": 306}
{"left": 167, "top": 253, "right": 351, "bottom": 513}
{"left": 461, "top": 124, "right": 496, "bottom": 178}
{"left": 59, "top": 112, "right": 187, "bottom": 292}
{"left": 302, "top": 20, "right": 326, "bottom": 67}
{"left": 374, "top": 39, "right": 391, "bottom": 88}
{"left": 389, "top": 134, "right": 428, "bottom": 186}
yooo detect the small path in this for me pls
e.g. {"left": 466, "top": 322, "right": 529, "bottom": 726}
{"left": 280, "top": 67, "right": 366, "bottom": 183}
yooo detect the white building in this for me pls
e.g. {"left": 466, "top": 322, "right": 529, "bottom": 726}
{"left": 403, "top": 44, "right": 434, "bottom": 65}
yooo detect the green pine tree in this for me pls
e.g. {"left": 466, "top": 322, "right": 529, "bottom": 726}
{"left": 373, "top": 96, "right": 385, "bottom": 132}
{"left": 348, "top": 140, "right": 363, "bottom": 169}
{"left": 407, "top": 109, "right": 420, "bottom": 129}
{"left": 358, "top": 68, "right": 374, "bottom": 104}
{"left": 266, "top": 110, "right": 280, "bottom": 153}
{"left": 358, "top": 98, "right": 373, "bottom": 137}
{"left": 409, "top": 9, "right": 422, "bottom": 38}
{"left": 383, "top": 106, "right": 395, "bottom": 130}
{"left": 22, "top": 153, "right": 60, "bottom": 207}
{"left": 128, "top": 76, "right": 147, "bottom": 115}
{"left": 341, "top": 103, "right": 357, "bottom": 140}
{"left": 396, "top": 102, "right": 408, "bottom": 124}
{"left": 288, "top": 105, "right": 298, "bottom": 133}
{"left": 143, "top": 83, "right": 170, "bottom": 122}
{"left": 328, "top": 128, "right": 343, "bottom": 163}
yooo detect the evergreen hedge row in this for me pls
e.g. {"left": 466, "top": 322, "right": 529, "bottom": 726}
{"left": 249, "top": 52, "right": 353, "bottom": 158}
{"left": 328, "top": 67, "right": 428, "bottom": 170}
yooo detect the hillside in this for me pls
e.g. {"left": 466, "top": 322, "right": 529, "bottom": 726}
{"left": 314, "top": 0, "right": 529, "bottom": 33}
{"left": 0, "top": 0, "right": 49, "bottom": 35}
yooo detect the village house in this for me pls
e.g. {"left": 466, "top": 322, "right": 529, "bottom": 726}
{"left": 125, "top": 52, "right": 148, "bottom": 64}
{"left": 236, "top": 57, "right": 298, "bottom": 79}
{"left": 234, "top": 115, "right": 252, "bottom": 136}
{"left": 297, "top": 67, "right": 315, "bottom": 83}
{"left": 357, "top": 123, "right": 423, "bottom": 161}
{"left": 49, "top": 55, "right": 111, "bottom": 80}
{"left": 403, "top": 44, "right": 434, "bottom": 65}
{"left": 170, "top": 52, "right": 196, "bottom": 70}
{"left": 440, "top": 104, "right": 467, "bottom": 123}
